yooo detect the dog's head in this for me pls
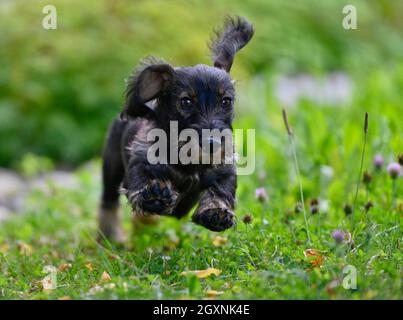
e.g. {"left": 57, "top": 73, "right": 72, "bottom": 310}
{"left": 122, "top": 16, "right": 254, "bottom": 157}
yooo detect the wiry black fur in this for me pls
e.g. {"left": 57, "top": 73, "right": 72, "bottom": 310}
{"left": 99, "top": 16, "right": 254, "bottom": 241}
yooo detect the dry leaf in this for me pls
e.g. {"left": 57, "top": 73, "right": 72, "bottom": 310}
{"left": 88, "top": 285, "right": 104, "bottom": 295}
{"left": 181, "top": 267, "right": 221, "bottom": 278}
{"left": 304, "top": 249, "right": 325, "bottom": 269}
{"left": 212, "top": 236, "right": 227, "bottom": 247}
{"left": 58, "top": 296, "right": 71, "bottom": 300}
{"left": 58, "top": 263, "right": 72, "bottom": 272}
{"left": 42, "top": 276, "right": 57, "bottom": 291}
{"left": 101, "top": 271, "right": 112, "bottom": 282}
{"left": 105, "top": 283, "right": 116, "bottom": 289}
{"left": 0, "top": 243, "right": 9, "bottom": 254}
{"left": 17, "top": 241, "right": 33, "bottom": 256}
{"left": 41, "top": 265, "right": 58, "bottom": 291}
{"left": 206, "top": 290, "right": 224, "bottom": 298}
{"left": 222, "top": 282, "right": 232, "bottom": 289}
{"left": 85, "top": 262, "right": 94, "bottom": 271}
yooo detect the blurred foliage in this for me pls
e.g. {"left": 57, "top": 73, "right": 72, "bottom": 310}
{"left": 0, "top": 0, "right": 402, "bottom": 167}
{"left": 17, "top": 153, "right": 55, "bottom": 178}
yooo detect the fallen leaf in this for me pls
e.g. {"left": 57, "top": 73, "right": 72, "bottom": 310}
{"left": 42, "top": 276, "right": 56, "bottom": 291}
{"left": 206, "top": 290, "right": 224, "bottom": 298}
{"left": 58, "top": 263, "right": 72, "bottom": 272}
{"left": 41, "top": 266, "right": 58, "bottom": 291}
{"left": 181, "top": 267, "right": 221, "bottom": 278}
{"left": 105, "top": 283, "right": 116, "bottom": 289}
{"left": 85, "top": 262, "right": 94, "bottom": 271}
{"left": 108, "top": 254, "right": 120, "bottom": 261}
{"left": 101, "top": 271, "right": 112, "bottom": 282}
{"left": 17, "top": 241, "right": 33, "bottom": 256}
{"left": 88, "top": 285, "right": 104, "bottom": 295}
{"left": 0, "top": 243, "right": 9, "bottom": 254}
{"left": 58, "top": 296, "right": 71, "bottom": 300}
{"left": 304, "top": 249, "right": 325, "bottom": 269}
{"left": 222, "top": 282, "right": 232, "bottom": 289}
{"left": 212, "top": 236, "right": 227, "bottom": 247}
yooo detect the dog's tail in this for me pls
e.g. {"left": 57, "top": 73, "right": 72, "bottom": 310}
{"left": 209, "top": 16, "right": 254, "bottom": 72}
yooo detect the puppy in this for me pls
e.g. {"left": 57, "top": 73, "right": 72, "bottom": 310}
{"left": 99, "top": 16, "right": 254, "bottom": 242}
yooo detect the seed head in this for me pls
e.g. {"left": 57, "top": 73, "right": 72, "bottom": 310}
{"left": 282, "top": 109, "right": 293, "bottom": 136}
{"left": 387, "top": 162, "right": 401, "bottom": 179}
{"left": 310, "top": 198, "right": 319, "bottom": 206}
{"left": 365, "top": 201, "right": 373, "bottom": 212}
{"left": 363, "top": 171, "right": 372, "bottom": 185}
{"left": 294, "top": 203, "right": 303, "bottom": 214}
{"left": 310, "top": 198, "right": 319, "bottom": 214}
{"left": 343, "top": 204, "right": 353, "bottom": 216}
{"left": 373, "top": 154, "right": 384, "bottom": 170}
{"left": 398, "top": 154, "right": 403, "bottom": 166}
{"left": 242, "top": 214, "right": 253, "bottom": 225}
{"left": 364, "top": 112, "right": 368, "bottom": 134}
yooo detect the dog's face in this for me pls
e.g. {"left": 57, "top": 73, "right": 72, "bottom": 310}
{"left": 122, "top": 16, "right": 254, "bottom": 158}
{"left": 124, "top": 62, "right": 236, "bottom": 156}
{"left": 161, "top": 64, "right": 235, "bottom": 143}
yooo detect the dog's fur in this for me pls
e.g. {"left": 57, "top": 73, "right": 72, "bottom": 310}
{"left": 99, "top": 16, "right": 254, "bottom": 242}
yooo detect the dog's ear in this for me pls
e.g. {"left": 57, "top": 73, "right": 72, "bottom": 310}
{"left": 210, "top": 16, "right": 254, "bottom": 72}
{"left": 121, "top": 63, "right": 175, "bottom": 120}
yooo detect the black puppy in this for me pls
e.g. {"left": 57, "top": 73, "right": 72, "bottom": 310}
{"left": 99, "top": 16, "right": 254, "bottom": 242}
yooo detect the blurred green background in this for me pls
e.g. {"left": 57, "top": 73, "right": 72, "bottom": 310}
{"left": 0, "top": 0, "right": 402, "bottom": 168}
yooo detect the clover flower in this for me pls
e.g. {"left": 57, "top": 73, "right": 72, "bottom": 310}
{"left": 373, "top": 154, "right": 384, "bottom": 170}
{"left": 255, "top": 187, "right": 268, "bottom": 202}
{"left": 332, "top": 229, "right": 345, "bottom": 244}
{"left": 387, "top": 162, "right": 401, "bottom": 179}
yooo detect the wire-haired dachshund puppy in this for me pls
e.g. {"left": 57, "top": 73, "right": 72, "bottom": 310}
{"left": 99, "top": 16, "right": 254, "bottom": 242}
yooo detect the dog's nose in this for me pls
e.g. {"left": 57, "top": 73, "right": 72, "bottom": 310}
{"left": 202, "top": 136, "right": 221, "bottom": 154}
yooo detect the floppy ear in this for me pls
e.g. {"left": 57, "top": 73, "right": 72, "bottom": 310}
{"left": 121, "top": 63, "right": 175, "bottom": 120}
{"left": 210, "top": 16, "right": 254, "bottom": 72}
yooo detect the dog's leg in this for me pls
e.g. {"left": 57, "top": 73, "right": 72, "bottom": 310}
{"left": 124, "top": 160, "right": 181, "bottom": 217}
{"left": 98, "top": 119, "right": 127, "bottom": 243}
{"left": 192, "top": 165, "right": 237, "bottom": 231}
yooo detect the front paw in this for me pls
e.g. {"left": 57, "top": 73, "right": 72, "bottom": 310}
{"left": 192, "top": 206, "right": 235, "bottom": 232}
{"left": 128, "top": 180, "right": 179, "bottom": 216}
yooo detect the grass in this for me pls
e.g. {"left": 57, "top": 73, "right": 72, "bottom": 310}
{"left": 0, "top": 68, "right": 402, "bottom": 300}
{"left": 0, "top": 164, "right": 400, "bottom": 300}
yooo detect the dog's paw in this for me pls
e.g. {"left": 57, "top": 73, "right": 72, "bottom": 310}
{"left": 192, "top": 206, "right": 235, "bottom": 232}
{"left": 129, "top": 180, "right": 179, "bottom": 216}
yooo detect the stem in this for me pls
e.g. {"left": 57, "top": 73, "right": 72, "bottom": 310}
{"left": 392, "top": 179, "right": 397, "bottom": 209}
{"left": 289, "top": 135, "right": 311, "bottom": 244}
{"left": 352, "top": 132, "right": 367, "bottom": 230}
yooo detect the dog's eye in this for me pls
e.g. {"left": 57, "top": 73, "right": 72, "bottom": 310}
{"left": 221, "top": 97, "right": 232, "bottom": 108}
{"left": 180, "top": 97, "right": 193, "bottom": 109}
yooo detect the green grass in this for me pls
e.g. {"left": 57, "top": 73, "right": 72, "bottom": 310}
{"left": 0, "top": 160, "right": 400, "bottom": 300}
{"left": 0, "top": 69, "right": 401, "bottom": 299}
